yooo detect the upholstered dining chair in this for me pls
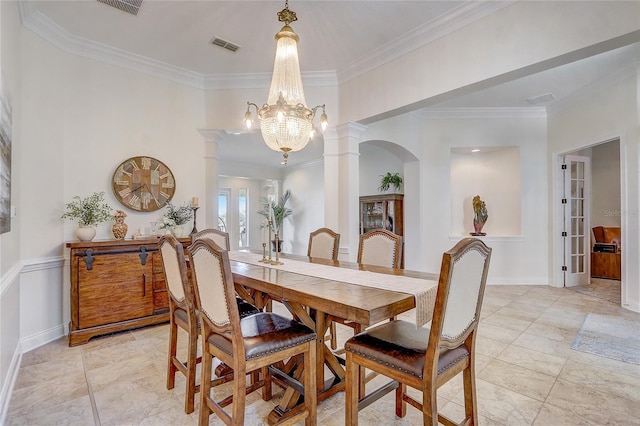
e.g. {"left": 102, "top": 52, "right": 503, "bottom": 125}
{"left": 357, "top": 229, "right": 402, "bottom": 269}
{"left": 307, "top": 227, "right": 340, "bottom": 260}
{"left": 158, "top": 234, "right": 201, "bottom": 414}
{"left": 344, "top": 237, "right": 492, "bottom": 425}
{"left": 306, "top": 227, "right": 341, "bottom": 349}
{"left": 192, "top": 227, "right": 259, "bottom": 312}
{"left": 190, "top": 228, "right": 261, "bottom": 377}
{"left": 191, "top": 228, "right": 230, "bottom": 251}
{"left": 188, "top": 238, "right": 318, "bottom": 426}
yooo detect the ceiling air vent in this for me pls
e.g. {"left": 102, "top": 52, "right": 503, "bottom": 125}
{"left": 97, "top": 0, "right": 143, "bottom": 16}
{"left": 211, "top": 37, "right": 240, "bottom": 53}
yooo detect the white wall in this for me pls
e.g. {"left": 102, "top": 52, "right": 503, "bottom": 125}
{"left": 592, "top": 140, "right": 622, "bottom": 227}
{"left": 359, "top": 144, "right": 404, "bottom": 196}
{"left": 1, "top": 1, "right": 23, "bottom": 419}
{"left": 358, "top": 112, "right": 547, "bottom": 283}
{"left": 283, "top": 160, "right": 324, "bottom": 255}
{"left": 450, "top": 147, "right": 521, "bottom": 236}
{"left": 339, "top": 1, "right": 640, "bottom": 123}
{"left": 548, "top": 74, "right": 639, "bottom": 311}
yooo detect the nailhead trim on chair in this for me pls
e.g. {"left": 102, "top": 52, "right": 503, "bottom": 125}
{"left": 245, "top": 335, "right": 317, "bottom": 360}
{"left": 347, "top": 349, "right": 468, "bottom": 379}
{"left": 211, "top": 334, "right": 317, "bottom": 360}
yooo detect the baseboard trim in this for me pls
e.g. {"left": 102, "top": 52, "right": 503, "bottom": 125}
{"left": 20, "top": 324, "right": 66, "bottom": 354}
{"left": 0, "top": 342, "right": 22, "bottom": 425}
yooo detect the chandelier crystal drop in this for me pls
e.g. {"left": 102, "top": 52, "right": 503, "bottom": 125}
{"left": 244, "top": 0, "right": 328, "bottom": 166}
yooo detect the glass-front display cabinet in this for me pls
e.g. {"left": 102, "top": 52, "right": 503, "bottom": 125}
{"left": 359, "top": 194, "right": 404, "bottom": 236}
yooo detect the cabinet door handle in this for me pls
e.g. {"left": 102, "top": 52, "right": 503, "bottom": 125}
{"left": 142, "top": 274, "right": 147, "bottom": 297}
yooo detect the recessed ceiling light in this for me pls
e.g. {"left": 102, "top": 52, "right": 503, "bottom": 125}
{"left": 471, "top": 149, "right": 480, "bottom": 153}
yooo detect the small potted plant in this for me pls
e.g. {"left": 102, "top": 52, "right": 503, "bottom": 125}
{"left": 379, "top": 172, "right": 403, "bottom": 192}
{"left": 159, "top": 202, "right": 193, "bottom": 237}
{"left": 258, "top": 190, "right": 292, "bottom": 251}
{"left": 61, "top": 192, "right": 113, "bottom": 241}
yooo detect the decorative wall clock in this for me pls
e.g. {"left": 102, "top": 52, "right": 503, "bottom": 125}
{"left": 111, "top": 156, "right": 175, "bottom": 212}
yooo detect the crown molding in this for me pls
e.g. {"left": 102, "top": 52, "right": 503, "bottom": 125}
{"left": 547, "top": 61, "right": 640, "bottom": 116}
{"left": 19, "top": 0, "right": 497, "bottom": 90}
{"left": 416, "top": 107, "right": 547, "bottom": 120}
{"left": 19, "top": 3, "right": 336, "bottom": 90}
{"left": 19, "top": 4, "right": 207, "bottom": 88}
{"left": 337, "top": 0, "right": 516, "bottom": 84}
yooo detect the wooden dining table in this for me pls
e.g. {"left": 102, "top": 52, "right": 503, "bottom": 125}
{"left": 228, "top": 251, "right": 438, "bottom": 425}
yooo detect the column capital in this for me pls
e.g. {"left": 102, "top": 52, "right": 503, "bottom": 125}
{"left": 197, "top": 129, "right": 226, "bottom": 144}
{"left": 335, "top": 122, "right": 368, "bottom": 140}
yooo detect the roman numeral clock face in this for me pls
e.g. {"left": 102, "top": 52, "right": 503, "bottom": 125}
{"left": 111, "top": 156, "right": 176, "bottom": 212}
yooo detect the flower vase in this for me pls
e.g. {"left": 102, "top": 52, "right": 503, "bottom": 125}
{"left": 76, "top": 226, "right": 96, "bottom": 241}
{"left": 112, "top": 210, "right": 128, "bottom": 240}
{"left": 471, "top": 219, "right": 486, "bottom": 236}
{"left": 172, "top": 226, "right": 184, "bottom": 238}
{"left": 271, "top": 239, "right": 284, "bottom": 252}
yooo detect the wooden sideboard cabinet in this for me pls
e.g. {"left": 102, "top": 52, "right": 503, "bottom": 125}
{"left": 66, "top": 238, "right": 189, "bottom": 346}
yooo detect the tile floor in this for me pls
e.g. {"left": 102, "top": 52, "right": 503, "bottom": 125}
{"left": 6, "top": 283, "right": 640, "bottom": 425}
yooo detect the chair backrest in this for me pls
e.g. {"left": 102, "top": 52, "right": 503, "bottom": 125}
{"left": 191, "top": 228, "right": 230, "bottom": 250}
{"left": 357, "top": 229, "right": 402, "bottom": 269}
{"left": 188, "top": 238, "right": 242, "bottom": 346}
{"left": 426, "top": 237, "right": 491, "bottom": 365}
{"left": 158, "top": 234, "right": 193, "bottom": 309}
{"left": 307, "top": 228, "right": 340, "bottom": 260}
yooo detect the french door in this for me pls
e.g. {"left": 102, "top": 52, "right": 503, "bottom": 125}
{"left": 562, "top": 155, "right": 590, "bottom": 287}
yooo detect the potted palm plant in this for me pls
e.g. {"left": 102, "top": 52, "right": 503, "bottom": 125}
{"left": 258, "top": 190, "right": 292, "bottom": 251}
{"left": 61, "top": 192, "right": 113, "bottom": 241}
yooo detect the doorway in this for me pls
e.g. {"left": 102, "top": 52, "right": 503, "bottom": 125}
{"left": 558, "top": 139, "right": 622, "bottom": 302}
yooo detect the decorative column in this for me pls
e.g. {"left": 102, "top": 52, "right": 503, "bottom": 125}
{"left": 324, "top": 122, "right": 368, "bottom": 261}
{"left": 197, "top": 129, "right": 224, "bottom": 230}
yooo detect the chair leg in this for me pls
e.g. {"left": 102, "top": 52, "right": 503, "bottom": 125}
{"left": 463, "top": 365, "right": 478, "bottom": 424}
{"left": 184, "top": 330, "right": 198, "bottom": 414}
{"left": 198, "top": 344, "right": 213, "bottom": 426}
{"left": 304, "top": 341, "right": 317, "bottom": 426}
{"left": 422, "top": 382, "right": 438, "bottom": 426}
{"left": 261, "top": 366, "right": 272, "bottom": 401}
{"left": 395, "top": 382, "right": 406, "bottom": 418}
{"left": 232, "top": 365, "right": 247, "bottom": 425}
{"left": 167, "top": 319, "right": 178, "bottom": 390}
{"left": 345, "top": 351, "right": 359, "bottom": 426}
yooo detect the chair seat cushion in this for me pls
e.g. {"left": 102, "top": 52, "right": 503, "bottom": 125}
{"left": 174, "top": 307, "right": 198, "bottom": 328}
{"left": 208, "top": 312, "right": 317, "bottom": 360}
{"left": 236, "top": 298, "right": 261, "bottom": 319}
{"left": 345, "top": 320, "right": 469, "bottom": 379}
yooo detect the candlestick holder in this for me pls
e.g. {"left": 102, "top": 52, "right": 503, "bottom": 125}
{"left": 190, "top": 207, "right": 200, "bottom": 236}
{"left": 259, "top": 242, "right": 268, "bottom": 263}
{"left": 267, "top": 220, "right": 273, "bottom": 263}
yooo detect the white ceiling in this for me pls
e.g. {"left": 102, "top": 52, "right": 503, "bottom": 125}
{"left": 23, "top": 0, "right": 640, "bottom": 168}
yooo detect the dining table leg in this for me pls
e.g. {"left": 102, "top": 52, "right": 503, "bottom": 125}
{"left": 265, "top": 303, "right": 349, "bottom": 425}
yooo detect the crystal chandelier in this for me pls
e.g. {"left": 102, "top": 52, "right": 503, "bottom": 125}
{"left": 244, "top": 0, "right": 328, "bottom": 166}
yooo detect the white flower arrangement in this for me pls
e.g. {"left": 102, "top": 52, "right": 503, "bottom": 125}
{"left": 159, "top": 202, "right": 192, "bottom": 229}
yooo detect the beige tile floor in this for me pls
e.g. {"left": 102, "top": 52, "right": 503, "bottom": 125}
{"left": 6, "top": 283, "right": 640, "bottom": 425}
